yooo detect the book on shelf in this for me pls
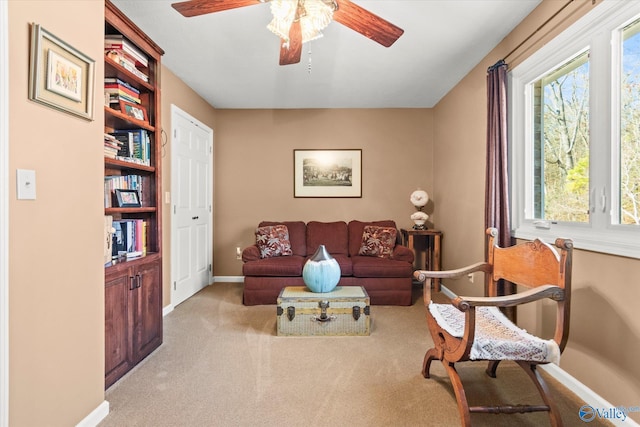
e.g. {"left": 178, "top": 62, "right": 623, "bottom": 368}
{"left": 109, "top": 129, "right": 151, "bottom": 166}
{"left": 104, "top": 133, "right": 124, "bottom": 159}
{"left": 111, "top": 219, "right": 148, "bottom": 258}
{"left": 105, "top": 34, "right": 148, "bottom": 67}
{"left": 104, "top": 77, "right": 140, "bottom": 94}
{"left": 104, "top": 174, "right": 143, "bottom": 208}
{"left": 104, "top": 81, "right": 140, "bottom": 98}
{"left": 105, "top": 50, "right": 149, "bottom": 82}
{"left": 104, "top": 88, "right": 141, "bottom": 104}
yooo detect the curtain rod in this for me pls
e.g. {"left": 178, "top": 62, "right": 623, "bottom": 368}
{"left": 502, "top": 0, "right": 576, "bottom": 63}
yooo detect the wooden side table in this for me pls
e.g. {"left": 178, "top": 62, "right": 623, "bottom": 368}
{"left": 400, "top": 228, "right": 442, "bottom": 273}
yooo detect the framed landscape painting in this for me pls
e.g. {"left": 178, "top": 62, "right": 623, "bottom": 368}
{"left": 294, "top": 149, "right": 362, "bottom": 198}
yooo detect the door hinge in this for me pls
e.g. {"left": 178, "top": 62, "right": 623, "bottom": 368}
{"left": 174, "top": 205, "right": 176, "bottom": 214}
{"left": 208, "top": 264, "right": 212, "bottom": 272}
{"left": 173, "top": 281, "right": 176, "bottom": 290}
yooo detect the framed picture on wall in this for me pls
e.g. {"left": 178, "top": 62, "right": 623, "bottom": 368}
{"left": 293, "top": 149, "right": 362, "bottom": 198}
{"left": 28, "top": 23, "right": 95, "bottom": 121}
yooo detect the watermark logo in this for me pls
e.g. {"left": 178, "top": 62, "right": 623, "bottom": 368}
{"left": 579, "top": 405, "right": 596, "bottom": 422}
{"left": 579, "top": 405, "right": 640, "bottom": 422}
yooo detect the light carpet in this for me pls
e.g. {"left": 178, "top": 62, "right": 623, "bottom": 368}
{"left": 100, "top": 283, "right": 610, "bottom": 427}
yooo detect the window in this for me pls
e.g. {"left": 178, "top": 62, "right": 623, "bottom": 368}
{"left": 620, "top": 19, "right": 640, "bottom": 225}
{"left": 511, "top": 1, "right": 640, "bottom": 259}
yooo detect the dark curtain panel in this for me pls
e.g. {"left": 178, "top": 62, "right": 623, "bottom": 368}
{"left": 485, "top": 60, "right": 515, "bottom": 319}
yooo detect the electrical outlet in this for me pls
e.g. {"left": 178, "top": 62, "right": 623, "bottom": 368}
{"left": 236, "top": 247, "right": 242, "bottom": 260}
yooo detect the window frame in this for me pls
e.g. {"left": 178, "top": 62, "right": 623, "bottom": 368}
{"left": 510, "top": 0, "right": 640, "bottom": 259}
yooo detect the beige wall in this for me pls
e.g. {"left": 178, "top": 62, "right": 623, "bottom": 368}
{"left": 6, "top": 0, "right": 640, "bottom": 425}
{"left": 433, "top": 0, "right": 640, "bottom": 420}
{"left": 8, "top": 1, "right": 105, "bottom": 425}
{"left": 159, "top": 67, "right": 217, "bottom": 307}
{"left": 212, "top": 108, "right": 433, "bottom": 276}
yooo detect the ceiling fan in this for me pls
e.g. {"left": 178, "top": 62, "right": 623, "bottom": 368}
{"left": 171, "top": 0, "right": 404, "bottom": 65}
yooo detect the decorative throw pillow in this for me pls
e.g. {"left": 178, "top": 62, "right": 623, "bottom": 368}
{"left": 358, "top": 225, "right": 397, "bottom": 258}
{"left": 255, "top": 225, "right": 293, "bottom": 259}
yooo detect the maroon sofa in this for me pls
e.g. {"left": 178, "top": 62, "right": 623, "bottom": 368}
{"left": 242, "top": 220, "right": 415, "bottom": 305}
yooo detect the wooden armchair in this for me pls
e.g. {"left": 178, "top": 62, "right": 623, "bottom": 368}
{"left": 413, "top": 228, "right": 573, "bottom": 426}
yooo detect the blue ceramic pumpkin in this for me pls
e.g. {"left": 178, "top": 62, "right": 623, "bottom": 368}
{"left": 303, "top": 245, "right": 341, "bottom": 293}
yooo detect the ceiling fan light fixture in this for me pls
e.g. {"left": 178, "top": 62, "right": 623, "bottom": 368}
{"left": 267, "top": 0, "right": 334, "bottom": 45}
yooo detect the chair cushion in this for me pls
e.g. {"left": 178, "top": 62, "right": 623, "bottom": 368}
{"left": 428, "top": 303, "right": 560, "bottom": 364}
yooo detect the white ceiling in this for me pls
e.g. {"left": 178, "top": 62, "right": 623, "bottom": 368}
{"left": 110, "top": 0, "right": 541, "bottom": 109}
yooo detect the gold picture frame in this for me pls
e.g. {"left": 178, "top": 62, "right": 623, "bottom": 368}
{"left": 28, "top": 23, "right": 95, "bottom": 121}
{"left": 293, "top": 149, "right": 362, "bottom": 198}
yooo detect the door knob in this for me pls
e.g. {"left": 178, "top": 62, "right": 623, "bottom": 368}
{"left": 192, "top": 216, "right": 199, "bottom": 220}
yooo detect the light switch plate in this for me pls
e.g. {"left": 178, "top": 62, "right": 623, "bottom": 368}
{"left": 16, "top": 169, "right": 36, "bottom": 200}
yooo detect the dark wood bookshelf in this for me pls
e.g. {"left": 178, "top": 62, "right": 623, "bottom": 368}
{"left": 104, "top": 0, "right": 164, "bottom": 390}
{"left": 104, "top": 56, "right": 154, "bottom": 91}
{"left": 105, "top": 207, "right": 157, "bottom": 215}
{"left": 105, "top": 107, "right": 155, "bottom": 132}
{"left": 104, "top": 157, "right": 155, "bottom": 173}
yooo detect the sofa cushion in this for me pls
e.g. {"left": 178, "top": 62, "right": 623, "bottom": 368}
{"left": 331, "top": 254, "right": 353, "bottom": 276}
{"left": 348, "top": 220, "right": 398, "bottom": 257}
{"left": 259, "top": 221, "right": 307, "bottom": 256}
{"left": 358, "top": 225, "right": 397, "bottom": 258}
{"left": 255, "top": 225, "right": 292, "bottom": 258}
{"left": 306, "top": 221, "right": 349, "bottom": 256}
{"left": 351, "top": 256, "right": 414, "bottom": 278}
{"left": 242, "top": 255, "right": 306, "bottom": 277}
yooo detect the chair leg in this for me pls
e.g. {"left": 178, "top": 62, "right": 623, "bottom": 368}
{"left": 486, "top": 360, "right": 500, "bottom": 378}
{"left": 517, "top": 361, "right": 563, "bottom": 427}
{"left": 422, "top": 347, "right": 440, "bottom": 378}
{"left": 443, "top": 361, "right": 472, "bottom": 427}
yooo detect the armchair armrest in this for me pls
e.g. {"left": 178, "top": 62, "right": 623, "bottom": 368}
{"left": 414, "top": 262, "right": 491, "bottom": 303}
{"left": 441, "top": 284, "right": 565, "bottom": 311}
{"left": 413, "top": 261, "right": 491, "bottom": 282}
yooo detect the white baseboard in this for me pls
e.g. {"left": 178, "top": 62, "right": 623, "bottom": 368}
{"left": 162, "top": 304, "right": 174, "bottom": 317}
{"left": 75, "top": 400, "right": 109, "bottom": 427}
{"left": 541, "top": 364, "right": 640, "bottom": 426}
{"left": 213, "top": 276, "right": 244, "bottom": 283}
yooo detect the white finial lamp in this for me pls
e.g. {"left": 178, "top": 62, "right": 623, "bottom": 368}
{"left": 410, "top": 189, "right": 429, "bottom": 230}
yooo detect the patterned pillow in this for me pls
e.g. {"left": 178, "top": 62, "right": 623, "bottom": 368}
{"left": 358, "top": 225, "right": 397, "bottom": 258}
{"left": 255, "top": 225, "right": 293, "bottom": 258}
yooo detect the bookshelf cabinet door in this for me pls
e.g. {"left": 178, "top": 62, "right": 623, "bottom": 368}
{"left": 131, "top": 258, "right": 162, "bottom": 362}
{"left": 105, "top": 270, "right": 134, "bottom": 389}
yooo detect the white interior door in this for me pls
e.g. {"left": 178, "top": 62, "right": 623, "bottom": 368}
{"left": 171, "top": 105, "right": 213, "bottom": 307}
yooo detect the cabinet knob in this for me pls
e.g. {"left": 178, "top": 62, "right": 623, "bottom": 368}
{"left": 192, "top": 216, "right": 199, "bottom": 220}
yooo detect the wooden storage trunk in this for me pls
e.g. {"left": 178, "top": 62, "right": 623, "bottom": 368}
{"left": 276, "top": 286, "right": 370, "bottom": 336}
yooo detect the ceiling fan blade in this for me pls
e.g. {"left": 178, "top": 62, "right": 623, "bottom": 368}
{"left": 171, "top": 0, "right": 263, "bottom": 17}
{"left": 333, "top": 0, "right": 404, "bottom": 47}
{"left": 279, "top": 20, "right": 302, "bottom": 65}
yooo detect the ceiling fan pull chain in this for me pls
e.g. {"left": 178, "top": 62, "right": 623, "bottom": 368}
{"left": 308, "top": 42, "right": 312, "bottom": 74}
